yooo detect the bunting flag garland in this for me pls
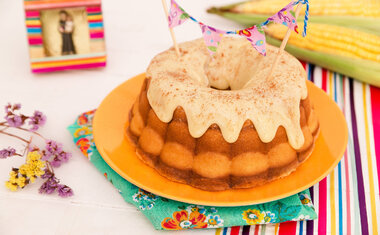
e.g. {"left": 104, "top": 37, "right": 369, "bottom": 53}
{"left": 199, "top": 23, "right": 226, "bottom": 55}
{"left": 167, "top": 0, "right": 309, "bottom": 56}
{"left": 168, "top": 0, "right": 189, "bottom": 28}
{"left": 266, "top": 2, "right": 299, "bottom": 34}
{"left": 237, "top": 25, "right": 267, "bottom": 56}
{"left": 299, "top": 0, "right": 309, "bottom": 37}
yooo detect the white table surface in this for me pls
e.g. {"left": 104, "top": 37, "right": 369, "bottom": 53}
{"left": 0, "top": 0, "right": 242, "bottom": 234}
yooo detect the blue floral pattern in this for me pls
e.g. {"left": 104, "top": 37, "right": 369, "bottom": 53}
{"left": 132, "top": 189, "right": 158, "bottom": 210}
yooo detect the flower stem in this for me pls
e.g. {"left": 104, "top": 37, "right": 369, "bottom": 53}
{"left": 1, "top": 125, "right": 47, "bottom": 141}
{"left": 46, "top": 161, "right": 55, "bottom": 174}
{"left": 0, "top": 130, "right": 29, "bottom": 143}
{"left": 22, "top": 136, "right": 33, "bottom": 157}
{"left": 0, "top": 126, "right": 9, "bottom": 132}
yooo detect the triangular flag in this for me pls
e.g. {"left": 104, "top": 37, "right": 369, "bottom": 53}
{"left": 267, "top": 2, "right": 299, "bottom": 33}
{"left": 199, "top": 23, "right": 226, "bottom": 56}
{"left": 168, "top": 0, "right": 189, "bottom": 28}
{"left": 237, "top": 25, "right": 266, "bottom": 55}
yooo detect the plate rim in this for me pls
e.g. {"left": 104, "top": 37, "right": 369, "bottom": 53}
{"left": 93, "top": 73, "right": 348, "bottom": 206}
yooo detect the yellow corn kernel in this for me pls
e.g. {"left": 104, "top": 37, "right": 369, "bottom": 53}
{"left": 265, "top": 23, "right": 380, "bottom": 62}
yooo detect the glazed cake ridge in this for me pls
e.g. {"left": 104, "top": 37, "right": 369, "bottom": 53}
{"left": 146, "top": 37, "right": 308, "bottom": 149}
{"left": 127, "top": 78, "right": 319, "bottom": 191}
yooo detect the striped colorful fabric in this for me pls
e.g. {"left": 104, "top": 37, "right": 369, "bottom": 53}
{"left": 215, "top": 63, "right": 380, "bottom": 235}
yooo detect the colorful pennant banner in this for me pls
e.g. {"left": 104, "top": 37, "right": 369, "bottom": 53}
{"left": 167, "top": 0, "right": 309, "bottom": 56}
{"left": 167, "top": 1, "right": 188, "bottom": 28}
{"left": 266, "top": 1, "right": 299, "bottom": 33}
{"left": 237, "top": 25, "right": 267, "bottom": 56}
{"left": 199, "top": 23, "right": 226, "bottom": 54}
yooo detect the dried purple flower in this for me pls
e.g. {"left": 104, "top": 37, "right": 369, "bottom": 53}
{"left": 2, "top": 102, "right": 73, "bottom": 198}
{"left": 39, "top": 169, "right": 73, "bottom": 197}
{"left": 41, "top": 150, "right": 49, "bottom": 161}
{"left": 39, "top": 177, "right": 59, "bottom": 194}
{"left": 58, "top": 151, "right": 71, "bottom": 162}
{"left": 45, "top": 140, "right": 63, "bottom": 156}
{"left": 28, "top": 111, "right": 47, "bottom": 131}
{"left": 4, "top": 103, "right": 12, "bottom": 113}
{"left": 41, "top": 168, "right": 54, "bottom": 179}
{"left": 43, "top": 140, "right": 71, "bottom": 167}
{"left": 4, "top": 103, "right": 25, "bottom": 128}
{"left": 13, "top": 103, "right": 21, "bottom": 111}
{"left": 48, "top": 151, "right": 72, "bottom": 167}
{"left": 50, "top": 157, "right": 63, "bottom": 167}
{"left": 57, "top": 184, "right": 73, "bottom": 197}
{"left": 0, "top": 147, "right": 16, "bottom": 159}
{"left": 4, "top": 103, "right": 21, "bottom": 112}
{"left": 5, "top": 115, "right": 23, "bottom": 127}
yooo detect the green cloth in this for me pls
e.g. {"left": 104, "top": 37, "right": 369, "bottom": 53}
{"left": 68, "top": 110, "right": 317, "bottom": 230}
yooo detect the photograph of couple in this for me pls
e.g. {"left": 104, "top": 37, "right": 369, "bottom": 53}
{"left": 40, "top": 8, "right": 91, "bottom": 57}
{"left": 58, "top": 10, "right": 76, "bottom": 55}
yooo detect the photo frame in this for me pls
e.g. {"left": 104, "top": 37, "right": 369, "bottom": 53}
{"left": 24, "top": 0, "right": 106, "bottom": 73}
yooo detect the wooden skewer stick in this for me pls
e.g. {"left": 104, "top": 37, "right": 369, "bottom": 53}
{"left": 161, "top": 0, "right": 180, "bottom": 57}
{"left": 267, "top": 2, "right": 303, "bottom": 80}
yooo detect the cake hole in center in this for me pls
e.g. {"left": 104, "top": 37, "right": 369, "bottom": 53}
{"left": 210, "top": 86, "right": 231, "bottom": 91}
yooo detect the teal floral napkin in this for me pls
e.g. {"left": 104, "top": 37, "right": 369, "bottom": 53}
{"left": 68, "top": 110, "right": 317, "bottom": 230}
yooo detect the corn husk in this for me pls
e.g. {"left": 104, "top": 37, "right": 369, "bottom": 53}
{"left": 267, "top": 36, "right": 380, "bottom": 86}
{"left": 207, "top": 1, "right": 380, "bottom": 86}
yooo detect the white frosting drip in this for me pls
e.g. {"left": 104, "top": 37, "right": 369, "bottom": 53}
{"left": 146, "top": 38, "right": 308, "bottom": 149}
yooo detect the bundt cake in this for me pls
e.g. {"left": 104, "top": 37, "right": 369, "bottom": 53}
{"left": 127, "top": 37, "right": 319, "bottom": 191}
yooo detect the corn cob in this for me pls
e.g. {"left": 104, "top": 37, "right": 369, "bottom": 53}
{"left": 265, "top": 22, "right": 380, "bottom": 86}
{"left": 266, "top": 23, "right": 380, "bottom": 62}
{"left": 208, "top": 0, "right": 380, "bottom": 86}
{"left": 208, "top": 1, "right": 380, "bottom": 36}
{"left": 266, "top": 35, "right": 380, "bottom": 86}
{"left": 233, "top": 0, "right": 380, "bottom": 17}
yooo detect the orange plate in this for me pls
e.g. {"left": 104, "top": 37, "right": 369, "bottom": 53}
{"left": 93, "top": 73, "right": 348, "bottom": 206}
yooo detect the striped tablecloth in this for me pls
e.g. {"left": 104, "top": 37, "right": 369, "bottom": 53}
{"left": 215, "top": 63, "right": 380, "bottom": 235}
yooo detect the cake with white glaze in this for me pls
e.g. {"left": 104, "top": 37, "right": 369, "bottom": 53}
{"left": 127, "top": 37, "right": 319, "bottom": 191}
